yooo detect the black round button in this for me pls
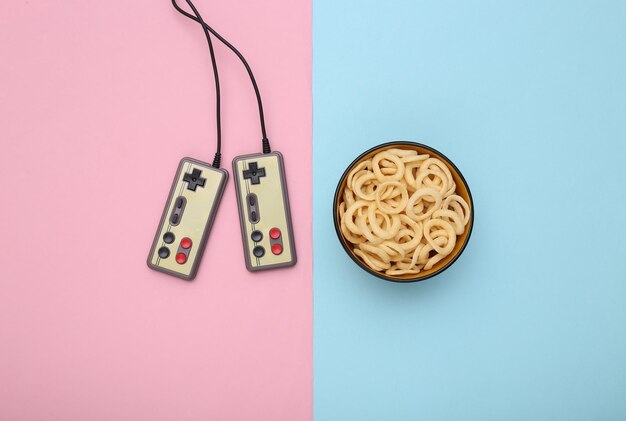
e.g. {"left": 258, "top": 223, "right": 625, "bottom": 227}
{"left": 158, "top": 247, "right": 170, "bottom": 258}
{"left": 253, "top": 246, "right": 265, "bottom": 258}
{"left": 251, "top": 230, "right": 263, "bottom": 242}
{"left": 163, "top": 232, "right": 175, "bottom": 244}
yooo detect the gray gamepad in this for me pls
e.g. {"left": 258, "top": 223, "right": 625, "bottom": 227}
{"left": 147, "top": 157, "right": 228, "bottom": 280}
{"left": 232, "top": 151, "right": 296, "bottom": 271}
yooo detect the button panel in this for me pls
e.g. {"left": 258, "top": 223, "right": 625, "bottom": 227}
{"left": 169, "top": 196, "right": 187, "bottom": 226}
{"left": 173, "top": 236, "right": 194, "bottom": 264}
{"left": 249, "top": 227, "right": 285, "bottom": 260}
{"left": 268, "top": 226, "right": 284, "bottom": 256}
{"left": 246, "top": 193, "right": 260, "bottom": 224}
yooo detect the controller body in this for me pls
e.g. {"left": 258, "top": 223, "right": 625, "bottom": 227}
{"left": 232, "top": 151, "right": 296, "bottom": 271}
{"left": 147, "top": 157, "right": 228, "bottom": 280}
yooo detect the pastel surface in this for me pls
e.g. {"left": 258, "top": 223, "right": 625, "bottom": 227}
{"left": 0, "top": 0, "right": 311, "bottom": 420}
{"left": 3, "top": 0, "right": 626, "bottom": 419}
{"left": 313, "top": 0, "right": 626, "bottom": 419}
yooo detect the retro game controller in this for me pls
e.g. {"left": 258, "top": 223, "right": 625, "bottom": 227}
{"left": 232, "top": 151, "right": 296, "bottom": 271}
{"left": 147, "top": 157, "right": 228, "bottom": 280}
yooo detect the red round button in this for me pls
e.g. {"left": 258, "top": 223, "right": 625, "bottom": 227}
{"left": 180, "top": 237, "right": 192, "bottom": 249}
{"left": 269, "top": 228, "right": 281, "bottom": 240}
{"left": 176, "top": 253, "right": 187, "bottom": 264}
{"left": 271, "top": 243, "right": 283, "bottom": 255}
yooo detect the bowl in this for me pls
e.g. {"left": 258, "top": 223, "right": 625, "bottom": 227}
{"left": 333, "top": 141, "right": 474, "bottom": 283}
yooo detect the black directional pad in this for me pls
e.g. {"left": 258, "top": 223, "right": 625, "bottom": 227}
{"left": 183, "top": 168, "right": 206, "bottom": 191}
{"left": 243, "top": 162, "right": 266, "bottom": 185}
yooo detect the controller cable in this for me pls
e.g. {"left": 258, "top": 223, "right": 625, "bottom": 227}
{"left": 172, "top": 0, "right": 272, "bottom": 155}
{"left": 177, "top": 0, "right": 223, "bottom": 168}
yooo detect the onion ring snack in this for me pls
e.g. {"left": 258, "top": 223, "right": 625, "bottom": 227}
{"left": 335, "top": 142, "right": 473, "bottom": 282}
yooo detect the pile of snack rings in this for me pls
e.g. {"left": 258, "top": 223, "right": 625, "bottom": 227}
{"left": 338, "top": 148, "right": 471, "bottom": 276}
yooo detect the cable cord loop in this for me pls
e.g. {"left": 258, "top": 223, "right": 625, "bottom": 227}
{"left": 177, "top": 0, "right": 222, "bottom": 167}
{"left": 172, "top": 0, "right": 271, "bottom": 153}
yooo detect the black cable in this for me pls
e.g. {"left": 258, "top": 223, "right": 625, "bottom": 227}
{"left": 172, "top": 0, "right": 271, "bottom": 153}
{"left": 178, "top": 0, "right": 222, "bottom": 167}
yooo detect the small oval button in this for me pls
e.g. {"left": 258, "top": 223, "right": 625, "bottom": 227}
{"left": 269, "top": 228, "right": 281, "bottom": 240}
{"left": 163, "top": 232, "right": 175, "bottom": 244}
{"left": 170, "top": 196, "right": 186, "bottom": 226}
{"left": 176, "top": 253, "right": 187, "bottom": 264}
{"left": 271, "top": 243, "right": 283, "bottom": 255}
{"left": 158, "top": 247, "right": 170, "bottom": 258}
{"left": 253, "top": 246, "right": 265, "bottom": 258}
{"left": 246, "top": 194, "right": 260, "bottom": 223}
{"left": 251, "top": 230, "right": 263, "bottom": 242}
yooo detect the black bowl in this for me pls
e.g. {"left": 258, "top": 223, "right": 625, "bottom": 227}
{"left": 333, "top": 141, "right": 474, "bottom": 283}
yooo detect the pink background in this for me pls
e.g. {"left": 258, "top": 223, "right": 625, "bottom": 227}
{"left": 0, "top": 1, "right": 311, "bottom": 420}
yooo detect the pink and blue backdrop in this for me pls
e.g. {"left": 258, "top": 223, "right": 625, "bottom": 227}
{"left": 6, "top": 1, "right": 626, "bottom": 420}
{"left": 0, "top": 0, "right": 312, "bottom": 419}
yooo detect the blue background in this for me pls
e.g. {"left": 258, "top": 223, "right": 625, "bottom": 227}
{"left": 313, "top": 0, "right": 626, "bottom": 419}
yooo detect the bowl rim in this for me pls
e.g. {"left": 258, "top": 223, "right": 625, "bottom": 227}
{"left": 332, "top": 141, "right": 474, "bottom": 283}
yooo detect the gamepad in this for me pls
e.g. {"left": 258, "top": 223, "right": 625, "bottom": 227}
{"left": 232, "top": 151, "right": 296, "bottom": 271}
{"left": 147, "top": 157, "right": 228, "bottom": 280}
